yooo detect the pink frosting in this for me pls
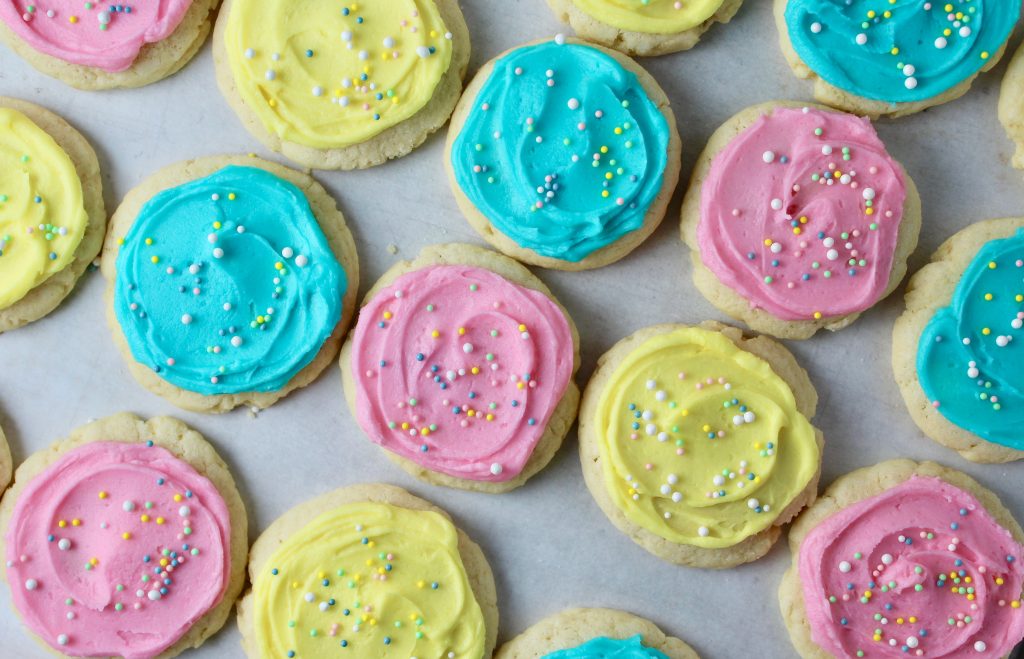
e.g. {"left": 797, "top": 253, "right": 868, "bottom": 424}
{"left": 698, "top": 107, "right": 906, "bottom": 320}
{"left": 0, "top": 0, "right": 192, "bottom": 72}
{"left": 351, "top": 265, "right": 574, "bottom": 482}
{"left": 5, "top": 441, "right": 232, "bottom": 658}
{"left": 798, "top": 476, "right": 1024, "bottom": 658}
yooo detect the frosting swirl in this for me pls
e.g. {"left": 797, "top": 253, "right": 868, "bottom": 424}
{"left": 0, "top": 107, "right": 87, "bottom": 310}
{"left": 543, "top": 635, "right": 669, "bottom": 659}
{"left": 351, "top": 265, "right": 574, "bottom": 482}
{"left": 917, "top": 229, "right": 1024, "bottom": 451}
{"left": 784, "top": 0, "right": 1020, "bottom": 103}
{"left": 698, "top": 106, "right": 906, "bottom": 321}
{"left": 253, "top": 501, "right": 486, "bottom": 659}
{"left": 4, "top": 441, "right": 232, "bottom": 659}
{"left": 113, "top": 165, "right": 345, "bottom": 396}
{"left": 593, "top": 327, "right": 819, "bottom": 548}
{"left": 451, "top": 40, "right": 671, "bottom": 263}
{"left": 798, "top": 476, "right": 1024, "bottom": 658}
{"left": 0, "top": 0, "right": 192, "bottom": 72}
{"left": 223, "top": 0, "right": 454, "bottom": 149}
{"left": 569, "top": 0, "right": 724, "bottom": 34}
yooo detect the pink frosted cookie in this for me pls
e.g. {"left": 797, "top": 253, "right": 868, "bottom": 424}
{"left": 779, "top": 460, "right": 1024, "bottom": 658}
{"left": 0, "top": 413, "right": 247, "bottom": 658}
{"left": 340, "top": 244, "right": 580, "bottom": 493}
{"left": 0, "top": 0, "right": 219, "bottom": 89}
{"left": 681, "top": 102, "right": 921, "bottom": 340}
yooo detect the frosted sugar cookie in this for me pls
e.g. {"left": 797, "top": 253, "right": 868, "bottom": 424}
{"left": 579, "top": 322, "right": 823, "bottom": 568}
{"left": 446, "top": 37, "right": 681, "bottom": 271}
{"left": 894, "top": 218, "right": 1024, "bottom": 463}
{"left": 545, "top": 0, "right": 743, "bottom": 57}
{"left": 340, "top": 243, "right": 580, "bottom": 493}
{"left": 0, "top": 0, "right": 218, "bottom": 89}
{"left": 779, "top": 460, "right": 1024, "bottom": 659}
{"left": 681, "top": 102, "right": 921, "bottom": 340}
{"left": 214, "top": 0, "right": 470, "bottom": 170}
{"left": 0, "top": 412, "right": 247, "bottom": 658}
{"left": 0, "top": 98, "right": 105, "bottom": 333}
{"left": 496, "top": 608, "right": 699, "bottom": 659}
{"left": 102, "top": 155, "right": 359, "bottom": 413}
{"left": 236, "top": 483, "right": 498, "bottom": 659}
{"left": 775, "top": 0, "right": 1020, "bottom": 118}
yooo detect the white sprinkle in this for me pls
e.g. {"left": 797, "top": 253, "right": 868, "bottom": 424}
{"left": 881, "top": 553, "right": 894, "bottom": 565}
{"left": 567, "top": 98, "right": 580, "bottom": 110}
{"left": 975, "top": 641, "right": 987, "bottom": 652}
{"left": 295, "top": 255, "right": 309, "bottom": 267}
{"left": 341, "top": 30, "right": 352, "bottom": 42}
{"left": 122, "top": 500, "right": 135, "bottom": 512}
{"left": 667, "top": 474, "right": 679, "bottom": 485}
{"left": 810, "top": 22, "right": 822, "bottom": 33}
{"left": 148, "top": 590, "right": 161, "bottom": 601}
{"left": 58, "top": 539, "right": 71, "bottom": 551}
{"left": 463, "top": 342, "right": 474, "bottom": 353}
{"left": 490, "top": 463, "right": 503, "bottom": 475}
{"left": 554, "top": 33, "right": 566, "bottom": 45}
{"left": 265, "top": 69, "right": 276, "bottom": 81}
{"left": 181, "top": 314, "right": 193, "bottom": 325}
{"left": 770, "top": 198, "right": 783, "bottom": 210}
{"left": 383, "top": 36, "right": 395, "bottom": 48}
{"left": 770, "top": 242, "right": 783, "bottom": 254}
{"left": 282, "top": 247, "right": 294, "bottom": 258}
{"left": 960, "top": 26, "right": 972, "bottom": 38}
{"left": 97, "top": 11, "right": 110, "bottom": 24}
{"left": 839, "top": 561, "right": 852, "bottom": 573}
{"left": 312, "top": 86, "right": 324, "bottom": 97}
{"left": 57, "top": 634, "right": 69, "bottom": 646}
{"left": 646, "top": 379, "right": 656, "bottom": 390}
{"left": 304, "top": 592, "right": 315, "bottom": 603}
{"left": 905, "top": 77, "right": 918, "bottom": 90}
{"left": 213, "top": 248, "right": 224, "bottom": 259}
{"left": 25, "top": 579, "right": 38, "bottom": 590}
{"left": 855, "top": 33, "right": 867, "bottom": 45}
{"left": 231, "top": 336, "right": 243, "bottom": 347}
{"left": 935, "top": 37, "right": 947, "bottom": 49}
{"left": 415, "top": 46, "right": 431, "bottom": 58}
{"left": 827, "top": 249, "right": 839, "bottom": 261}
{"left": 698, "top": 526, "right": 710, "bottom": 537}
{"left": 907, "top": 637, "right": 919, "bottom": 649}
{"left": 903, "top": 64, "right": 916, "bottom": 76}
{"left": 743, "top": 411, "right": 755, "bottom": 423}
{"left": 179, "top": 505, "right": 191, "bottom": 517}
{"left": 862, "top": 187, "right": 876, "bottom": 200}
{"left": 244, "top": 48, "right": 255, "bottom": 59}
{"left": 762, "top": 150, "right": 775, "bottom": 163}
{"left": 747, "top": 498, "right": 760, "bottom": 510}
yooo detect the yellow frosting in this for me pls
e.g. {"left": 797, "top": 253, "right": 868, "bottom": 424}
{"left": 594, "top": 327, "right": 819, "bottom": 549}
{"left": 224, "top": 1, "right": 454, "bottom": 149}
{"left": 253, "top": 501, "right": 486, "bottom": 658}
{"left": 570, "top": 0, "right": 724, "bottom": 34}
{"left": 0, "top": 108, "right": 87, "bottom": 310}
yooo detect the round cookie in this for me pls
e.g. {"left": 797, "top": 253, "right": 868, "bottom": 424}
{"left": 894, "top": 218, "right": 1024, "bottom": 463}
{"left": 680, "top": 101, "right": 921, "bottom": 340}
{"left": 544, "top": 0, "right": 744, "bottom": 57}
{"left": 0, "top": 423, "right": 10, "bottom": 493}
{"left": 0, "top": 97, "right": 104, "bottom": 333}
{"left": 236, "top": 483, "right": 499, "bottom": 659}
{"left": 340, "top": 243, "right": 581, "bottom": 493}
{"left": 0, "top": 412, "right": 247, "bottom": 658}
{"left": 579, "top": 322, "right": 823, "bottom": 568}
{"left": 774, "top": 0, "right": 1020, "bottom": 118}
{"left": 778, "top": 460, "right": 1024, "bottom": 659}
{"left": 213, "top": 0, "right": 470, "bottom": 170}
{"left": 999, "top": 40, "right": 1024, "bottom": 171}
{"left": 496, "top": 608, "right": 698, "bottom": 659}
{"left": 0, "top": 0, "right": 219, "bottom": 90}
{"left": 445, "top": 36, "right": 681, "bottom": 271}
{"left": 101, "top": 155, "right": 360, "bottom": 414}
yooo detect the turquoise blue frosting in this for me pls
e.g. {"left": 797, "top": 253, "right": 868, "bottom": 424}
{"left": 785, "top": 0, "right": 1020, "bottom": 103}
{"left": 917, "top": 229, "right": 1024, "bottom": 450}
{"left": 542, "top": 635, "right": 669, "bottom": 659}
{"left": 451, "top": 40, "right": 670, "bottom": 263}
{"left": 114, "top": 165, "right": 345, "bottom": 395}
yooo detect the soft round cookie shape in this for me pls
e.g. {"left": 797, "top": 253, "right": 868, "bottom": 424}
{"left": 340, "top": 243, "right": 581, "bottom": 493}
{"left": 213, "top": 0, "right": 470, "bottom": 170}
{"left": 544, "top": 0, "right": 744, "bottom": 57}
{"left": 999, "top": 41, "right": 1024, "bottom": 171}
{"left": 775, "top": 0, "right": 1020, "bottom": 118}
{"left": 778, "top": 460, "right": 1024, "bottom": 659}
{"left": 0, "top": 423, "right": 10, "bottom": 493}
{"left": 0, "top": 412, "right": 247, "bottom": 659}
{"left": 445, "top": 37, "right": 681, "bottom": 271}
{"left": 0, "top": 0, "right": 219, "bottom": 90}
{"left": 894, "top": 218, "right": 1024, "bottom": 463}
{"left": 680, "top": 102, "right": 921, "bottom": 340}
{"left": 101, "top": 155, "right": 359, "bottom": 414}
{"left": 236, "top": 483, "right": 499, "bottom": 659}
{"left": 496, "top": 608, "right": 698, "bottom": 659}
{"left": 0, "top": 97, "right": 105, "bottom": 333}
{"left": 578, "top": 322, "right": 823, "bottom": 568}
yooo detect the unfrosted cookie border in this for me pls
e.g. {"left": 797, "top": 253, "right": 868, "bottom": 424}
{"left": 578, "top": 321, "right": 824, "bottom": 568}
{"left": 236, "top": 483, "right": 499, "bottom": 658}
{"left": 999, "top": 41, "right": 1024, "bottom": 170}
{"left": 0, "top": 412, "right": 248, "bottom": 659}
{"left": 495, "top": 607, "right": 699, "bottom": 659}
{"left": 339, "top": 242, "right": 581, "bottom": 493}
{"left": 212, "top": 0, "right": 471, "bottom": 170}
{"left": 773, "top": 0, "right": 1013, "bottom": 119}
{"left": 0, "top": 97, "right": 106, "bottom": 333}
{"left": 444, "top": 37, "right": 682, "bottom": 271}
{"left": 680, "top": 100, "right": 922, "bottom": 340}
{"left": 545, "top": 0, "right": 743, "bottom": 57}
{"left": 893, "top": 217, "right": 1024, "bottom": 463}
{"left": 0, "top": 423, "right": 10, "bottom": 493}
{"left": 0, "top": 0, "right": 219, "bottom": 90}
{"left": 778, "top": 459, "right": 1024, "bottom": 659}
{"left": 100, "top": 154, "right": 361, "bottom": 414}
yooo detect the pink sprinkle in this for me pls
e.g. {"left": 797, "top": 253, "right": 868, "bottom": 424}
{"left": 644, "top": 463, "right": 653, "bottom": 470}
{"left": 366, "top": 370, "right": 374, "bottom": 378}
{"left": 678, "top": 372, "right": 685, "bottom": 379}
{"left": 166, "top": 358, "right": 175, "bottom": 366}
{"left": 695, "top": 383, "right": 703, "bottom": 390}
{"left": 192, "top": 288, "right": 201, "bottom": 295}
{"left": 166, "top": 267, "right": 175, "bottom": 275}
{"left": 731, "top": 208, "right": 740, "bottom": 217}
{"left": 630, "top": 433, "right": 638, "bottom": 440}
{"left": 869, "top": 166, "right": 878, "bottom": 174}
{"left": 594, "top": 110, "right": 604, "bottom": 118}
{"left": 514, "top": 67, "right": 523, "bottom": 75}
{"left": 676, "top": 448, "right": 684, "bottom": 455}
{"left": 481, "top": 103, "right": 490, "bottom": 111}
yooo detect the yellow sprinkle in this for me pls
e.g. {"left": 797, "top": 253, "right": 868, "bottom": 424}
{"left": 883, "top": 10, "right": 891, "bottom": 18}
{"left": 517, "top": 382, "right": 524, "bottom": 390}
{"left": 982, "top": 51, "right": 990, "bottom": 60}
{"left": 69, "top": 15, "right": 78, "bottom": 23}
{"left": 996, "top": 577, "right": 1006, "bottom": 585}
{"left": 71, "top": 519, "right": 81, "bottom": 527}
{"left": 890, "top": 47, "right": 899, "bottom": 56}
{"left": 160, "top": 558, "right": 169, "bottom": 567}
{"left": 417, "top": 580, "right": 425, "bottom": 589}
{"left": 681, "top": 410, "right": 689, "bottom": 417}
{"left": 213, "top": 221, "right": 221, "bottom": 229}
{"left": 150, "top": 256, "right": 159, "bottom": 264}
{"left": 983, "top": 327, "right": 991, "bottom": 335}
{"left": 274, "top": 261, "right": 284, "bottom": 270}
{"left": 967, "top": 594, "right": 976, "bottom": 601}
{"left": 866, "top": 10, "right": 876, "bottom": 17}
{"left": 383, "top": 311, "right": 393, "bottom": 320}
{"left": 985, "top": 293, "right": 993, "bottom": 301}
{"left": 471, "top": 367, "right": 480, "bottom": 375}
{"left": 614, "top": 127, "right": 623, "bottom": 135}
{"left": 467, "top": 409, "right": 476, "bottom": 417}
{"left": 518, "top": 324, "right": 527, "bottom": 331}
{"left": 458, "top": 327, "right": 466, "bottom": 335}
{"left": 763, "top": 238, "right": 773, "bottom": 246}
{"left": 420, "top": 428, "right": 429, "bottom": 436}
{"left": 144, "top": 238, "right": 153, "bottom": 246}
{"left": 228, "top": 193, "right": 237, "bottom": 201}
{"left": 873, "top": 634, "right": 882, "bottom": 642}
{"left": 989, "top": 261, "right": 998, "bottom": 269}
{"left": 793, "top": 227, "right": 802, "bottom": 235}
{"left": 600, "top": 146, "right": 608, "bottom": 154}
{"left": 909, "top": 617, "right": 917, "bottom": 623}
{"left": 401, "top": 422, "right": 410, "bottom": 430}
{"left": 122, "top": 532, "right": 131, "bottom": 540}
{"left": 943, "top": 28, "right": 951, "bottom": 37}
{"left": 140, "top": 514, "right": 150, "bottom": 523}
{"left": 485, "top": 414, "right": 494, "bottom": 421}
{"left": 156, "top": 517, "right": 165, "bottom": 525}
{"left": 431, "top": 330, "right": 440, "bottom": 338}
{"left": 89, "top": 558, "right": 98, "bottom": 566}
{"left": 601, "top": 191, "right": 610, "bottom": 198}
{"left": 174, "top": 494, "right": 183, "bottom": 502}
{"left": 98, "top": 491, "right": 108, "bottom": 499}
{"left": 866, "top": 208, "right": 874, "bottom": 215}
{"left": 814, "top": 311, "right": 822, "bottom": 319}
{"left": 58, "top": 520, "right": 67, "bottom": 528}
{"left": 1012, "top": 600, "right": 1021, "bottom": 608}
{"left": 118, "top": 238, "right": 125, "bottom": 246}
{"left": 1016, "top": 295, "right": 1023, "bottom": 302}
{"left": 896, "top": 618, "right": 904, "bottom": 625}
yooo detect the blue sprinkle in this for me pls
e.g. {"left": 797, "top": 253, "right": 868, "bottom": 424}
{"left": 416, "top": 353, "right": 425, "bottom": 361}
{"left": 271, "top": 568, "right": 279, "bottom": 575}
